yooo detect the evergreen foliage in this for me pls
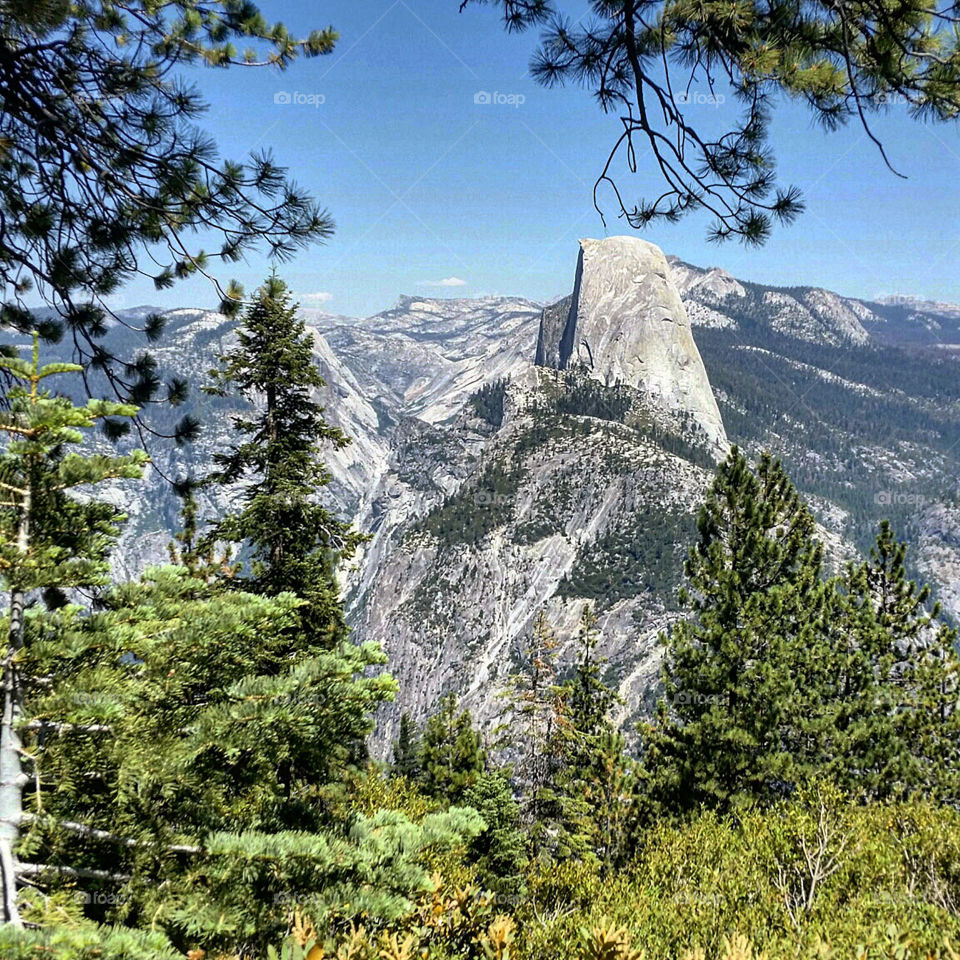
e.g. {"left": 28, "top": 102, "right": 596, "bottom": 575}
{"left": 502, "top": 607, "right": 635, "bottom": 869}
{"left": 0, "top": 336, "right": 147, "bottom": 925}
{"left": 831, "top": 521, "right": 960, "bottom": 801}
{"left": 460, "top": 772, "right": 527, "bottom": 894}
{"left": 469, "top": 379, "right": 508, "bottom": 429}
{"left": 3, "top": 275, "right": 960, "bottom": 958}
{"left": 0, "top": 923, "right": 182, "bottom": 960}
{"left": 419, "top": 695, "right": 487, "bottom": 803}
{"left": 16, "top": 562, "right": 424, "bottom": 953}
{"left": 643, "top": 447, "right": 833, "bottom": 811}
{"left": 695, "top": 324, "right": 960, "bottom": 564}
{"left": 419, "top": 462, "right": 523, "bottom": 547}
{"left": 551, "top": 372, "right": 632, "bottom": 423}
{"left": 500, "top": 612, "right": 569, "bottom": 860}
{"left": 0, "top": 335, "right": 149, "bottom": 603}
{"left": 206, "top": 272, "right": 362, "bottom": 645}
{"left": 644, "top": 447, "right": 960, "bottom": 815}
{"left": 392, "top": 713, "right": 423, "bottom": 781}
{"left": 557, "top": 507, "right": 695, "bottom": 610}
{"left": 0, "top": 329, "right": 478, "bottom": 955}
{"left": 556, "top": 608, "right": 635, "bottom": 868}
{"left": 527, "top": 369, "right": 718, "bottom": 469}
{"left": 263, "top": 789, "right": 960, "bottom": 960}
{"left": 463, "top": 0, "right": 960, "bottom": 243}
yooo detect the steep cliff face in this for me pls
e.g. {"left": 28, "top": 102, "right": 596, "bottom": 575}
{"left": 536, "top": 238, "right": 727, "bottom": 450}
{"left": 345, "top": 238, "right": 732, "bottom": 743}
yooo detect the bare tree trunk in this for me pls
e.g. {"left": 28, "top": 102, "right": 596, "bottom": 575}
{"left": 0, "top": 489, "right": 30, "bottom": 925}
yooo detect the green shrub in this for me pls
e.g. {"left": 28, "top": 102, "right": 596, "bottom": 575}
{"left": 516, "top": 789, "right": 960, "bottom": 960}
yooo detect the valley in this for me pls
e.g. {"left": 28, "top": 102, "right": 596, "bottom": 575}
{"left": 93, "top": 239, "right": 960, "bottom": 740}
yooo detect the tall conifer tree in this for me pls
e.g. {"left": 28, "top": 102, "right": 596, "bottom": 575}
{"left": 560, "top": 606, "right": 633, "bottom": 868}
{"left": 0, "top": 338, "right": 481, "bottom": 956}
{"left": 502, "top": 611, "right": 572, "bottom": 860}
{"left": 207, "top": 271, "right": 362, "bottom": 645}
{"left": 419, "top": 695, "right": 486, "bottom": 802}
{"left": 0, "top": 336, "right": 146, "bottom": 925}
{"left": 645, "top": 447, "right": 832, "bottom": 812}
{"left": 392, "top": 713, "right": 423, "bottom": 781}
{"left": 835, "top": 522, "right": 960, "bottom": 801}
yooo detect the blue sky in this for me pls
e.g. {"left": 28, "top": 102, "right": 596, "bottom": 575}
{"left": 118, "top": 0, "right": 960, "bottom": 317}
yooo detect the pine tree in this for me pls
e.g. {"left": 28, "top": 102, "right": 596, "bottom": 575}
{"left": 461, "top": 771, "right": 527, "bottom": 893}
{"left": 835, "top": 522, "right": 960, "bottom": 801}
{"left": 0, "top": 335, "right": 147, "bottom": 925}
{"left": 392, "top": 712, "right": 423, "bottom": 781}
{"left": 557, "top": 606, "right": 633, "bottom": 868}
{"left": 501, "top": 611, "right": 572, "bottom": 861}
{"left": 587, "top": 728, "right": 638, "bottom": 870}
{"left": 206, "top": 271, "right": 362, "bottom": 645}
{"left": 644, "top": 447, "right": 833, "bottom": 813}
{"left": 16, "top": 567, "right": 480, "bottom": 955}
{"left": 0, "top": 334, "right": 483, "bottom": 955}
{"left": 503, "top": 612, "right": 559, "bottom": 821}
{"left": 504, "top": 607, "right": 633, "bottom": 866}
{"left": 903, "top": 619, "right": 960, "bottom": 803}
{"left": 4, "top": 566, "right": 483, "bottom": 956}
{"left": 420, "top": 695, "right": 486, "bottom": 802}
{"left": 166, "top": 479, "right": 230, "bottom": 582}
{"left": 567, "top": 606, "right": 618, "bottom": 762}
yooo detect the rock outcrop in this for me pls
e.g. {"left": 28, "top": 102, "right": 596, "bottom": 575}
{"left": 536, "top": 237, "right": 728, "bottom": 449}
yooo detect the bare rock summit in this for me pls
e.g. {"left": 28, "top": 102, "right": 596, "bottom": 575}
{"left": 535, "top": 236, "right": 727, "bottom": 449}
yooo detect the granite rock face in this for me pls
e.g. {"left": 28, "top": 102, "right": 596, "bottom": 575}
{"left": 536, "top": 237, "right": 728, "bottom": 450}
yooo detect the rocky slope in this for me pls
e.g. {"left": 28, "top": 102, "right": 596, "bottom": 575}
{"left": 668, "top": 255, "right": 960, "bottom": 349}
{"left": 329, "top": 238, "right": 738, "bottom": 740}
{"left": 44, "top": 238, "right": 960, "bottom": 744}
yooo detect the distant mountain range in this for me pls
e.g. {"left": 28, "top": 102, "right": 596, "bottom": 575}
{"left": 32, "top": 239, "right": 960, "bottom": 744}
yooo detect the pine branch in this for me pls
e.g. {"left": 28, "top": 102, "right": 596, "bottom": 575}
{"left": 20, "top": 813, "right": 200, "bottom": 854}
{"left": 17, "top": 862, "right": 131, "bottom": 882}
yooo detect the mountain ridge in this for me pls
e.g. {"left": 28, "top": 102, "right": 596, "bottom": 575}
{"left": 46, "top": 240, "right": 960, "bottom": 743}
